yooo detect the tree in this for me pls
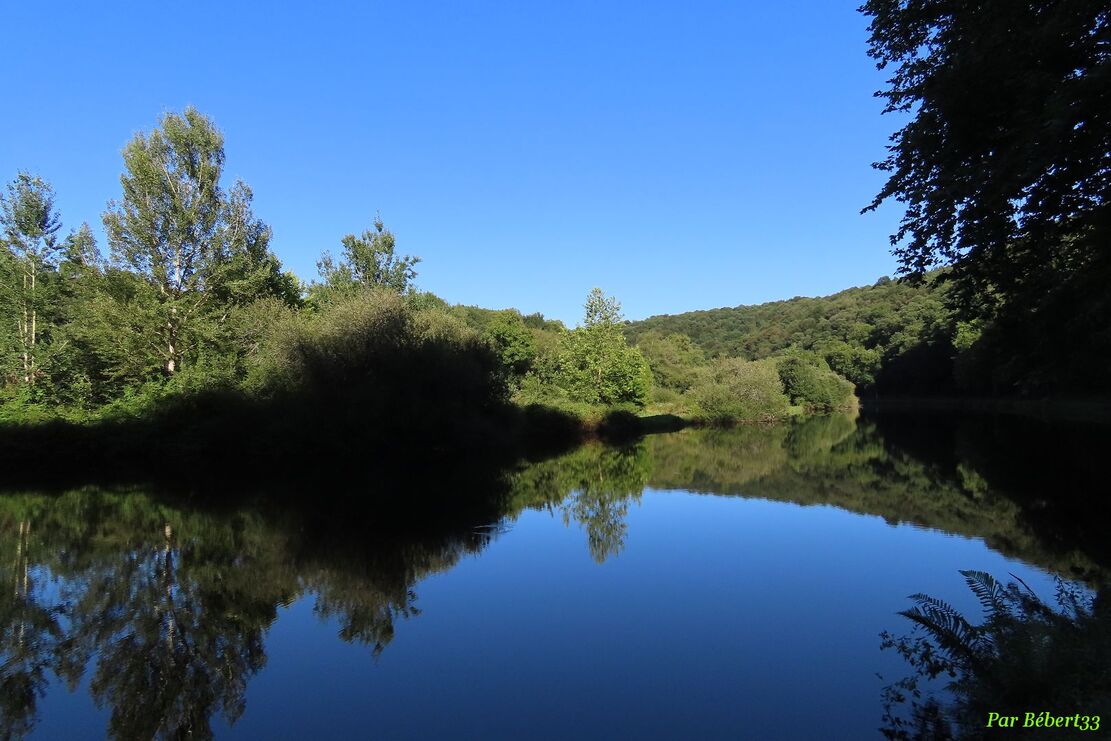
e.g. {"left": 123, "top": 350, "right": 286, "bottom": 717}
{"left": 483, "top": 310, "right": 537, "bottom": 378}
{"left": 103, "top": 108, "right": 294, "bottom": 376}
{"left": 548, "top": 289, "right": 652, "bottom": 406}
{"left": 860, "top": 1, "right": 1110, "bottom": 310}
{"left": 211, "top": 182, "right": 301, "bottom": 309}
{"left": 316, "top": 216, "right": 419, "bottom": 297}
{"left": 633, "top": 330, "right": 706, "bottom": 391}
{"left": 39, "top": 224, "right": 106, "bottom": 406}
{"left": 0, "top": 174, "right": 63, "bottom": 385}
{"left": 775, "top": 353, "right": 855, "bottom": 412}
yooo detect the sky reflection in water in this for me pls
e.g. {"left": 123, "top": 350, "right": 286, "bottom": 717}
{"left": 7, "top": 411, "right": 1108, "bottom": 739}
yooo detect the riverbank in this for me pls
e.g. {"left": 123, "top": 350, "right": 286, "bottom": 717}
{"left": 0, "top": 389, "right": 855, "bottom": 495}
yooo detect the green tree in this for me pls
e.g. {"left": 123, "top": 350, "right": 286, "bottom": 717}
{"left": 315, "top": 216, "right": 419, "bottom": 298}
{"left": 549, "top": 289, "right": 652, "bottom": 407}
{"left": 775, "top": 353, "right": 855, "bottom": 412}
{"left": 483, "top": 310, "right": 538, "bottom": 378}
{"left": 103, "top": 108, "right": 294, "bottom": 377}
{"left": 821, "top": 340, "right": 881, "bottom": 388}
{"left": 633, "top": 330, "right": 706, "bottom": 391}
{"left": 211, "top": 182, "right": 301, "bottom": 308}
{"left": 36, "top": 224, "right": 106, "bottom": 407}
{"left": 0, "top": 174, "right": 63, "bottom": 386}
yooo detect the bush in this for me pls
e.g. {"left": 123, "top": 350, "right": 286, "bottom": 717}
{"left": 483, "top": 311, "right": 538, "bottom": 379}
{"left": 686, "top": 358, "right": 791, "bottom": 423}
{"left": 633, "top": 330, "right": 706, "bottom": 391}
{"left": 776, "top": 354, "right": 855, "bottom": 412}
{"left": 513, "top": 373, "right": 614, "bottom": 425}
{"left": 243, "top": 288, "right": 511, "bottom": 447}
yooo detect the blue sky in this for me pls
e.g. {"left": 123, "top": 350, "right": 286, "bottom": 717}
{"left": 1, "top": 1, "right": 906, "bottom": 326}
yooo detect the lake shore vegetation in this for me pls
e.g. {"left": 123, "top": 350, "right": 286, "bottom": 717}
{"left": 0, "top": 108, "right": 860, "bottom": 482}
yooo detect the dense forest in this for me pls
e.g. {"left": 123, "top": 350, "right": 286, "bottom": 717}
{"left": 627, "top": 0, "right": 1110, "bottom": 403}
{"left": 1, "top": 0, "right": 1106, "bottom": 471}
{"left": 0, "top": 107, "right": 856, "bottom": 472}
{"left": 624, "top": 275, "right": 958, "bottom": 396}
{"left": 627, "top": 260, "right": 1108, "bottom": 400}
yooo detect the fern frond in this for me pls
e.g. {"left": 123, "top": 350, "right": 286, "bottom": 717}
{"left": 960, "top": 570, "right": 1004, "bottom": 618}
{"left": 899, "top": 598, "right": 985, "bottom": 667}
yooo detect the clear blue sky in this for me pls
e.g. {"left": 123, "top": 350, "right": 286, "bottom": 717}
{"left": 1, "top": 1, "right": 906, "bottom": 326}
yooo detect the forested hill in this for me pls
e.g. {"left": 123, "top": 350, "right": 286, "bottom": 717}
{"left": 624, "top": 275, "right": 957, "bottom": 394}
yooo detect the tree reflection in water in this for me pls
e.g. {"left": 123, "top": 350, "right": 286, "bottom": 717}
{"left": 0, "top": 488, "right": 501, "bottom": 739}
{"left": 0, "top": 411, "right": 1108, "bottom": 737}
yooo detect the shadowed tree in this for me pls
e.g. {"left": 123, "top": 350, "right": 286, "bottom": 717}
{"left": 861, "top": 0, "right": 1110, "bottom": 296}
{"left": 860, "top": 1, "right": 1111, "bottom": 392}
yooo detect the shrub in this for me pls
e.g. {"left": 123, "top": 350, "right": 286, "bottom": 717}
{"left": 686, "top": 358, "right": 791, "bottom": 423}
{"left": 776, "top": 354, "right": 855, "bottom": 412}
{"left": 244, "top": 288, "right": 510, "bottom": 447}
{"left": 483, "top": 311, "right": 538, "bottom": 378}
{"left": 633, "top": 330, "right": 706, "bottom": 391}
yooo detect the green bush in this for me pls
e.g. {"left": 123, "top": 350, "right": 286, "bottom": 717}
{"left": 231, "top": 288, "right": 513, "bottom": 450}
{"left": 633, "top": 330, "right": 706, "bottom": 391}
{"left": 776, "top": 354, "right": 855, "bottom": 412}
{"left": 686, "top": 358, "right": 791, "bottom": 423}
{"left": 513, "top": 373, "right": 619, "bottom": 425}
{"left": 483, "top": 310, "right": 538, "bottom": 379}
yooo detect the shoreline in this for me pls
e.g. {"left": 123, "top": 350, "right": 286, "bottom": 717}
{"left": 860, "top": 396, "right": 1111, "bottom": 425}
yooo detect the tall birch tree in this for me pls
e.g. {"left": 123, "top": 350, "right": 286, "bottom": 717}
{"left": 0, "top": 174, "right": 62, "bottom": 385}
{"left": 103, "top": 108, "right": 295, "bottom": 376}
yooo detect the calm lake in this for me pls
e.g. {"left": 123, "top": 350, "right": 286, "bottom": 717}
{"left": 2, "top": 410, "right": 1108, "bottom": 739}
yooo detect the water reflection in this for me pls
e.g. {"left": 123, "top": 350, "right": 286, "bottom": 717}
{"left": 0, "top": 411, "right": 1108, "bottom": 737}
{"left": 879, "top": 572, "right": 1110, "bottom": 739}
{"left": 645, "top": 414, "right": 1111, "bottom": 580}
{"left": 0, "top": 490, "right": 499, "bottom": 738}
{"left": 521, "top": 412, "right": 1111, "bottom": 579}
{"left": 509, "top": 443, "right": 651, "bottom": 563}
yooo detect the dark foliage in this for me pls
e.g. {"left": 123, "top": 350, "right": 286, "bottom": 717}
{"left": 861, "top": 0, "right": 1111, "bottom": 395}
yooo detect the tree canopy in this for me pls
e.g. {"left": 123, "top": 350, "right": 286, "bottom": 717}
{"left": 543, "top": 289, "right": 653, "bottom": 407}
{"left": 315, "top": 217, "right": 420, "bottom": 298}
{"left": 861, "top": 0, "right": 1109, "bottom": 302}
{"left": 103, "top": 107, "right": 296, "bottom": 376}
{"left": 860, "top": 1, "right": 1110, "bottom": 392}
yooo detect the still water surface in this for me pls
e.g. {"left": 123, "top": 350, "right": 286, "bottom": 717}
{"left": 3, "top": 411, "right": 1108, "bottom": 739}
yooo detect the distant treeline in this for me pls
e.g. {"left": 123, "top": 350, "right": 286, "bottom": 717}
{"left": 624, "top": 276, "right": 953, "bottom": 396}
{"left": 625, "top": 270, "right": 1109, "bottom": 398}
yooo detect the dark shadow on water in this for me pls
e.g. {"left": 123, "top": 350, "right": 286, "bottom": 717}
{"left": 0, "top": 432, "right": 658, "bottom": 738}
{"left": 0, "top": 391, "right": 593, "bottom": 497}
{"left": 1, "top": 409, "right": 1109, "bottom": 737}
